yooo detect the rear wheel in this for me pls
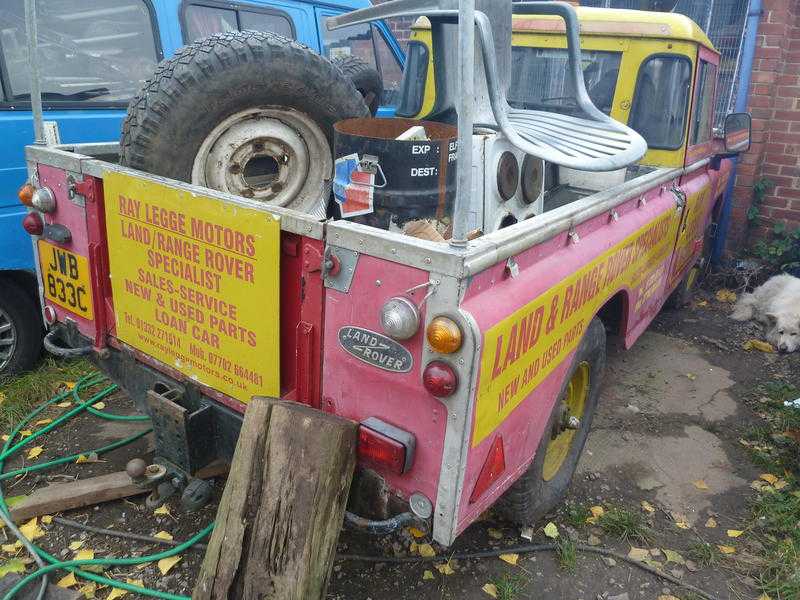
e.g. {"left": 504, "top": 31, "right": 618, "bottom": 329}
{"left": 0, "top": 280, "right": 42, "bottom": 376}
{"left": 497, "top": 318, "right": 606, "bottom": 525}
{"left": 120, "top": 31, "right": 368, "bottom": 216}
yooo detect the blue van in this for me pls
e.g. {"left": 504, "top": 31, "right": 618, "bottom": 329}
{"left": 0, "top": 0, "right": 404, "bottom": 375}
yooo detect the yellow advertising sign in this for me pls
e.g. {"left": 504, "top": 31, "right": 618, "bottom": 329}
{"left": 103, "top": 171, "right": 281, "bottom": 402}
{"left": 473, "top": 212, "right": 679, "bottom": 446}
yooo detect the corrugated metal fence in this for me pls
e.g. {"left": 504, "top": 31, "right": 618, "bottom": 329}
{"left": 580, "top": 0, "right": 749, "bottom": 126}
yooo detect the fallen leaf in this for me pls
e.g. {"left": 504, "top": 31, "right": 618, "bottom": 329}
{"left": 133, "top": 562, "right": 151, "bottom": 571}
{"left": 0, "top": 392, "right": 5, "bottom": 405}
{"left": 126, "top": 579, "right": 143, "bottom": 587}
{"left": 590, "top": 506, "right": 605, "bottom": 518}
{"left": 435, "top": 562, "right": 455, "bottom": 575}
{"left": 717, "top": 545, "right": 736, "bottom": 554}
{"left": 154, "top": 531, "right": 173, "bottom": 541}
{"left": 705, "top": 517, "right": 717, "bottom": 528}
{"left": 18, "top": 430, "right": 32, "bottom": 437}
{"left": 407, "top": 527, "right": 426, "bottom": 539}
{"left": 686, "top": 373, "right": 697, "bottom": 381}
{"left": 418, "top": 543, "right": 436, "bottom": 558}
{"left": 75, "top": 549, "right": 94, "bottom": 561}
{"left": 499, "top": 553, "right": 518, "bottom": 566}
{"left": 153, "top": 505, "right": 172, "bottom": 518}
{"left": 6, "top": 495, "right": 25, "bottom": 509}
{"left": 57, "top": 572, "right": 78, "bottom": 588}
{"left": 663, "top": 548, "right": 685, "bottom": 565}
{"left": 757, "top": 594, "right": 772, "bottom": 600}
{"left": 697, "top": 300, "right": 709, "bottom": 307}
{"left": 715, "top": 289, "right": 737, "bottom": 303}
{"left": 26, "top": 446, "right": 43, "bottom": 460}
{"left": 106, "top": 588, "right": 127, "bottom": 600}
{"left": 157, "top": 555, "right": 181, "bottom": 575}
{"left": 1, "top": 543, "right": 20, "bottom": 554}
{"left": 543, "top": 522, "right": 559, "bottom": 539}
{"left": 41, "top": 515, "right": 53, "bottom": 525}
{"left": 751, "top": 480, "right": 768, "bottom": 491}
{"left": 640, "top": 500, "right": 655, "bottom": 513}
{"left": 727, "top": 530, "right": 744, "bottom": 538}
{"left": 482, "top": 583, "right": 498, "bottom": 598}
{"left": 487, "top": 528, "right": 503, "bottom": 540}
{"left": 34, "top": 419, "right": 52, "bottom": 426}
{"left": 774, "top": 479, "right": 789, "bottom": 490}
{"left": 19, "top": 518, "right": 44, "bottom": 541}
{"left": 56, "top": 401, "right": 72, "bottom": 408}
{"left": 658, "top": 596, "right": 681, "bottom": 600}
{"left": 78, "top": 583, "right": 97, "bottom": 598}
{"left": 1, "top": 435, "right": 7, "bottom": 442}
{"left": 409, "top": 541, "right": 418, "bottom": 555}
{"left": 693, "top": 479, "right": 709, "bottom": 491}
{"left": 92, "top": 402, "right": 106, "bottom": 410}
{"left": 75, "top": 452, "right": 103, "bottom": 464}
{"left": 760, "top": 474, "right": 779, "bottom": 485}
{"left": 0, "top": 558, "right": 26, "bottom": 577}
{"left": 69, "top": 540, "right": 85, "bottom": 551}
{"left": 422, "top": 570, "right": 434, "bottom": 581}
{"left": 743, "top": 339, "right": 774, "bottom": 353}
{"left": 64, "top": 381, "right": 76, "bottom": 390}
{"left": 642, "top": 558, "right": 663, "bottom": 569}
{"left": 628, "top": 547, "right": 650, "bottom": 562}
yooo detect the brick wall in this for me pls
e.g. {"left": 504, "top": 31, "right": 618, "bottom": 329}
{"left": 727, "top": 0, "right": 800, "bottom": 252}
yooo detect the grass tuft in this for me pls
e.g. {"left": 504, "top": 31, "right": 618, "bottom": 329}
{"left": 598, "top": 507, "right": 651, "bottom": 544}
{"left": 556, "top": 538, "right": 577, "bottom": 572}
{"left": 0, "top": 357, "right": 93, "bottom": 431}
{"left": 687, "top": 542, "right": 722, "bottom": 568}
{"left": 490, "top": 573, "right": 527, "bottom": 600}
{"left": 562, "top": 501, "right": 591, "bottom": 529}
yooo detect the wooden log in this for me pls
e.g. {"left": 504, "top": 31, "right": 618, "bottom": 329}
{"left": 193, "top": 397, "right": 357, "bottom": 600}
{"left": 8, "top": 460, "right": 229, "bottom": 523}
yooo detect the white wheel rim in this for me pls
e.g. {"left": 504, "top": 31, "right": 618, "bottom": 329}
{"left": 191, "top": 108, "right": 331, "bottom": 216}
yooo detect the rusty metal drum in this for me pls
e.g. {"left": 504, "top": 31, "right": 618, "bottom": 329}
{"left": 332, "top": 117, "right": 457, "bottom": 228}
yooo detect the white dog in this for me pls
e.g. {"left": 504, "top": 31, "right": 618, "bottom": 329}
{"left": 731, "top": 273, "right": 800, "bottom": 353}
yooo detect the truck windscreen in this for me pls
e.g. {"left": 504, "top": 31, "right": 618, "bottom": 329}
{"left": 508, "top": 47, "right": 622, "bottom": 116}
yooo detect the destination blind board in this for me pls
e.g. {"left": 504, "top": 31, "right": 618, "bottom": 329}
{"left": 103, "top": 171, "right": 280, "bottom": 402}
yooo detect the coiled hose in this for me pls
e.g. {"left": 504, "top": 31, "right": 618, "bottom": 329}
{"left": 0, "top": 373, "right": 214, "bottom": 600}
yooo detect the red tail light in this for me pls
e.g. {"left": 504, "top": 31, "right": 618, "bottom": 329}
{"left": 470, "top": 435, "right": 505, "bottom": 503}
{"left": 422, "top": 360, "right": 457, "bottom": 397}
{"left": 357, "top": 418, "right": 415, "bottom": 475}
{"left": 22, "top": 212, "right": 43, "bottom": 236}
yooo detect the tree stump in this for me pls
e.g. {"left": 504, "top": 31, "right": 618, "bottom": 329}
{"left": 193, "top": 397, "right": 357, "bottom": 600}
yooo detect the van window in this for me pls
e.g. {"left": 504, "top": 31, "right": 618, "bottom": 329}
{"left": 508, "top": 47, "right": 622, "bottom": 116}
{"left": 318, "top": 21, "right": 403, "bottom": 107}
{"left": 0, "top": 0, "right": 160, "bottom": 105}
{"left": 630, "top": 55, "right": 692, "bottom": 150}
{"left": 690, "top": 60, "right": 717, "bottom": 146}
{"left": 184, "top": 3, "right": 294, "bottom": 42}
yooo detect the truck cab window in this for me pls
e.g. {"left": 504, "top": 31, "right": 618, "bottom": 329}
{"left": 319, "top": 20, "right": 403, "bottom": 107}
{"left": 508, "top": 47, "right": 622, "bottom": 116}
{"left": 184, "top": 4, "right": 294, "bottom": 42}
{"left": 0, "top": 0, "right": 159, "bottom": 104}
{"left": 690, "top": 60, "right": 717, "bottom": 145}
{"left": 630, "top": 55, "right": 692, "bottom": 150}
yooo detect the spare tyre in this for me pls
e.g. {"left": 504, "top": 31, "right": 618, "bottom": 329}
{"left": 332, "top": 55, "right": 383, "bottom": 116}
{"left": 120, "top": 31, "right": 368, "bottom": 217}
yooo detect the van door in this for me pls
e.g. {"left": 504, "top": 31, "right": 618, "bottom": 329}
{"left": 314, "top": 7, "right": 405, "bottom": 116}
{"left": 670, "top": 47, "right": 720, "bottom": 287}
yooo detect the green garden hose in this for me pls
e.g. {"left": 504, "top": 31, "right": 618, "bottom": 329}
{"left": 0, "top": 372, "right": 213, "bottom": 600}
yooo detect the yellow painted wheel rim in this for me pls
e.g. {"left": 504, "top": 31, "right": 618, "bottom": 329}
{"left": 686, "top": 266, "right": 700, "bottom": 292}
{"left": 542, "top": 361, "right": 590, "bottom": 482}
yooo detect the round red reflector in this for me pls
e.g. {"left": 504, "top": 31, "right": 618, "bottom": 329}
{"left": 43, "top": 306, "right": 57, "bottom": 326}
{"left": 422, "top": 360, "right": 458, "bottom": 397}
{"left": 22, "top": 212, "right": 43, "bottom": 236}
